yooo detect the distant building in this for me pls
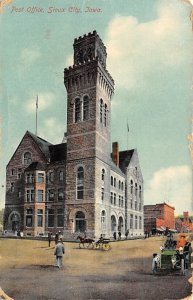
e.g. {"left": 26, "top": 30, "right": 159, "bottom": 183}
{"left": 175, "top": 211, "right": 193, "bottom": 233}
{"left": 3, "top": 31, "right": 144, "bottom": 239}
{"left": 144, "top": 202, "right": 175, "bottom": 234}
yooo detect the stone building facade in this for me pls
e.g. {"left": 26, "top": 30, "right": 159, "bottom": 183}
{"left": 4, "top": 31, "right": 144, "bottom": 239}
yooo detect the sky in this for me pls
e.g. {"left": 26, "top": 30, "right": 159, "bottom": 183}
{"left": 0, "top": 0, "right": 192, "bottom": 214}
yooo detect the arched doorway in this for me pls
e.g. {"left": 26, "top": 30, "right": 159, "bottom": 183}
{"left": 9, "top": 212, "right": 21, "bottom": 231}
{"left": 75, "top": 211, "right": 86, "bottom": 233}
{"left": 118, "top": 216, "right": 124, "bottom": 233}
{"left": 111, "top": 215, "right": 116, "bottom": 232}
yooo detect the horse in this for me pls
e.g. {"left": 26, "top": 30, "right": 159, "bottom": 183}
{"left": 77, "top": 235, "right": 94, "bottom": 248}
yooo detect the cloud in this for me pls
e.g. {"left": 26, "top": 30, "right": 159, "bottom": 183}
{"left": 145, "top": 165, "right": 192, "bottom": 214}
{"left": 105, "top": 1, "right": 192, "bottom": 90}
{"left": 20, "top": 47, "right": 41, "bottom": 69}
{"left": 65, "top": 54, "right": 73, "bottom": 68}
{"left": 25, "top": 92, "right": 55, "bottom": 113}
{"left": 39, "top": 117, "right": 65, "bottom": 144}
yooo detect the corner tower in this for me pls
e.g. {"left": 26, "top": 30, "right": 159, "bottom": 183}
{"left": 64, "top": 31, "right": 114, "bottom": 238}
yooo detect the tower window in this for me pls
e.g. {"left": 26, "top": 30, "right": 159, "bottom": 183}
{"left": 100, "top": 99, "right": 103, "bottom": 123}
{"left": 75, "top": 98, "right": 81, "bottom": 123}
{"left": 83, "top": 96, "right": 89, "bottom": 121}
{"left": 76, "top": 166, "right": 84, "bottom": 199}
{"left": 101, "top": 188, "right": 104, "bottom": 201}
{"left": 104, "top": 104, "right": 107, "bottom": 127}
{"left": 102, "top": 169, "right": 105, "bottom": 181}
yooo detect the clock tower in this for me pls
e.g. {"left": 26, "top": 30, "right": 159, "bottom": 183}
{"left": 64, "top": 31, "right": 114, "bottom": 238}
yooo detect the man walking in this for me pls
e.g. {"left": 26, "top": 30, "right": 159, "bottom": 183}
{"left": 54, "top": 238, "right": 65, "bottom": 269}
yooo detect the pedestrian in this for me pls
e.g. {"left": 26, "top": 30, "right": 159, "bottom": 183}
{"left": 55, "top": 232, "right": 59, "bottom": 245}
{"left": 125, "top": 229, "right": 129, "bottom": 240}
{"left": 48, "top": 232, "right": 52, "bottom": 247}
{"left": 113, "top": 232, "right": 116, "bottom": 240}
{"left": 54, "top": 238, "right": 65, "bottom": 269}
{"left": 118, "top": 231, "right": 121, "bottom": 240}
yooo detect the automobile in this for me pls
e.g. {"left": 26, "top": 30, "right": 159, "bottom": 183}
{"left": 152, "top": 238, "right": 192, "bottom": 276}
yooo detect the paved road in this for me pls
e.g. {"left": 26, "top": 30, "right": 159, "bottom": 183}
{"left": 0, "top": 236, "right": 192, "bottom": 300}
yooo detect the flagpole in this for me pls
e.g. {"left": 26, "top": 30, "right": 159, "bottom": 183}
{"left": 36, "top": 95, "right": 38, "bottom": 135}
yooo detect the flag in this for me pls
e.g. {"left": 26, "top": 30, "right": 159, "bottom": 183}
{"left": 127, "top": 121, "right": 129, "bottom": 132}
{"left": 36, "top": 95, "right": 38, "bottom": 109}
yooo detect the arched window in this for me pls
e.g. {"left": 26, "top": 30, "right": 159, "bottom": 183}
{"left": 83, "top": 96, "right": 89, "bottom": 121}
{"left": 135, "top": 216, "right": 138, "bottom": 229}
{"left": 102, "top": 169, "right": 105, "bottom": 181}
{"left": 76, "top": 166, "right": 84, "bottom": 199}
{"left": 23, "top": 152, "right": 32, "bottom": 165}
{"left": 111, "top": 215, "right": 116, "bottom": 231}
{"left": 75, "top": 98, "right": 81, "bottom": 123}
{"left": 104, "top": 104, "right": 107, "bottom": 127}
{"left": 111, "top": 176, "right": 113, "bottom": 186}
{"left": 101, "top": 210, "right": 106, "bottom": 223}
{"left": 119, "top": 180, "right": 121, "bottom": 189}
{"left": 75, "top": 211, "right": 86, "bottom": 232}
{"left": 122, "top": 182, "right": 124, "bottom": 191}
{"left": 100, "top": 99, "right": 103, "bottom": 123}
{"left": 135, "top": 183, "right": 137, "bottom": 197}
{"left": 114, "top": 178, "right": 116, "bottom": 188}
{"left": 130, "top": 180, "right": 133, "bottom": 194}
{"left": 59, "top": 171, "right": 64, "bottom": 181}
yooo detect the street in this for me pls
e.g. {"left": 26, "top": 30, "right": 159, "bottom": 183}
{"left": 0, "top": 236, "right": 192, "bottom": 300}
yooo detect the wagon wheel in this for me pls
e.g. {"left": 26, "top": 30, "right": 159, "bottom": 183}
{"left": 79, "top": 242, "right": 85, "bottom": 249}
{"left": 95, "top": 242, "right": 101, "bottom": 250}
{"left": 103, "top": 243, "right": 111, "bottom": 251}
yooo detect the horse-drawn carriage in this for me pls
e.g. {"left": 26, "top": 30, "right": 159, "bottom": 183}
{"left": 77, "top": 236, "right": 111, "bottom": 251}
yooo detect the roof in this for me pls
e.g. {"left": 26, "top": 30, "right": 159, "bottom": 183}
{"left": 119, "top": 149, "right": 135, "bottom": 173}
{"left": 109, "top": 159, "right": 125, "bottom": 177}
{"left": 25, "top": 161, "right": 46, "bottom": 172}
{"left": 27, "top": 131, "right": 52, "bottom": 160}
{"left": 49, "top": 143, "right": 67, "bottom": 162}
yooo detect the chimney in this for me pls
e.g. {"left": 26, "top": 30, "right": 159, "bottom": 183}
{"left": 112, "top": 142, "right": 119, "bottom": 166}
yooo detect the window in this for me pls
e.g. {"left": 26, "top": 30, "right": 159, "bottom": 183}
{"left": 75, "top": 211, "right": 86, "bottom": 232}
{"left": 76, "top": 167, "right": 84, "bottom": 199}
{"left": 23, "top": 152, "right": 32, "bottom": 165}
{"left": 121, "top": 182, "right": 124, "bottom": 191}
{"left": 48, "top": 189, "right": 54, "bottom": 202}
{"left": 102, "top": 169, "right": 105, "bottom": 181}
{"left": 37, "top": 209, "right": 43, "bottom": 227}
{"left": 26, "top": 189, "right": 35, "bottom": 202}
{"left": 10, "top": 182, "right": 14, "bottom": 193}
{"left": 114, "top": 193, "right": 116, "bottom": 205}
{"left": 121, "top": 196, "right": 124, "bottom": 208}
{"left": 130, "top": 180, "right": 133, "bottom": 194}
{"left": 101, "top": 210, "right": 106, "bottom": 223}
{"left": 101, "top": 188, "right": 104, "bottom": 201}
{"left": 119, "top": 180, "right": 121, "bottom": 189}
{"left": 59, "top": 171, "right": 64, "bottom": 181}
{"left": 139, "top": 186, "right": 142, "bottom": 200}
{"left": 38, "top": 173, "right": 44, "bottom": 183}
{"left": 83, "top": 96, "right": 89, "bottom": 120}
{"left": 58, "top": 189, "right": 64, "bottom": 202}
{"left": 135, "top": 200, "right": 137, "bottom": 210}
{"left": 11, "top": 169, "right": 16, "bottom": 176}
{"left": 26, "top": 209, "right": 33, "bottom": 227}
{"left": 139, "top": 216, "right": 142, "bottom": 230}
{"left": 26, "top": 173, "right": 34, "bottom": 184}
{"left": 75, "top": 98, "right": 81, "bottom": 122}
{"left": 104, "top": 104, "right": 107, "bottom": 126}
{"left": 135, "top": 183, "right": 137, "bottom": 197}
{"left": 135, "top": 216, "right": 138, "bottom": 229}
{"left": 48, "top": 209, "right": 54, "bottom": 227}
{"left": 111, "top": 176, "right": 113, "bottom": 186}
{"left": 119, "top": 195, "right": 121, "bottom": 207}
{"left": 100, "top": 99, "right": 103, "bottom": 123}
{"left": 57, "top": 209, "right": 64, "bottom": 227}
{"left": 17, "top": 188, "right": 21, "bottom": 198}
{"left": 110, "top": 192, "right": 113, "bottom": 204}
{"left": 130, "top": 214, "right": 133, "bottom": 229}
{"left": 114, "top": 178, "right": 116, "bottom": 188}
{"left": 49, "top": 172, "right": 54, "bottom": 182}
{"left": 37, "top": 190, "right": 44, "bottom": 202}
